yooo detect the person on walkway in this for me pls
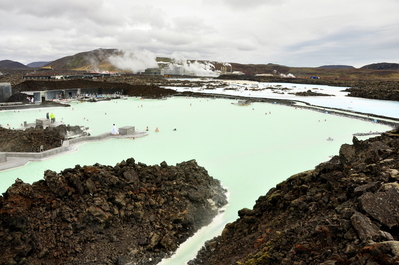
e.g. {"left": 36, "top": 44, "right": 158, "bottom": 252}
{"left": 46, "top": 112, "right": 49, "bottom": 119}
{"left": 50, "top": 113, "right": 55, "bottom": 123}
{"left": 111, "top": 124, "right": 118, "bottom": 135}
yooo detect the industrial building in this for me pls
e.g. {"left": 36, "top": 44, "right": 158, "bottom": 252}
{"left": 23, "top": 87, "right": 124, "bottom": 103}
{"left": 0, "top": 83, "right": 12, "bottom": 102}
{"left": 143, "top": 68, "right": 162, "bottom": 75}
{"left": 23, "top": 72, "right": 112, "bottom": 80}
{"left": 142, "top": 66, "right": 196, "bottom": 76}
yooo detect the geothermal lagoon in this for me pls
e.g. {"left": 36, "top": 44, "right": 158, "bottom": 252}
{"left": 0, "top": 80, "right": 396, "bottom": 264}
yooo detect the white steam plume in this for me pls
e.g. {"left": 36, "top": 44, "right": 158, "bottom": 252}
{"left": 280, "top": 73, "right": 296, "bottom": 78}
{"left": 167, "top": 52, "right": 217, "bottom": 77}
{"left": 108, "top": 50, "right": 218, "bottom": 76}
{"left": 87, "top": 56, "right": 100, "bottom": 72}
{"left": 109, "top": 49, "right": 158, "bottom": 73}
{"left": 84, "top": 49, "right": 112, "bottom": 72}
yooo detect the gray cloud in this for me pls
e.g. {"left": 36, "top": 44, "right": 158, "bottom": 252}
{"left": 0, "top": 0, "right": 398, "bottom": 67}
{"left": 219, "top": 0, "right": 283, "bottom": 9}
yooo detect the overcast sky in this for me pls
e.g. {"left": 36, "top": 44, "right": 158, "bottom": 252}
{"left": 1, "top": 0, "right": 398, "bottom": 67}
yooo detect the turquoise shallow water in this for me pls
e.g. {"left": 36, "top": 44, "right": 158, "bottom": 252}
{"left": 0, "top": 96, "right": 393, "bottom": 264}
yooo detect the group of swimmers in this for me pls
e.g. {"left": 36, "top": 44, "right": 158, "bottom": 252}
{"left": 146, "top": 126, "right": 176, "bottom": 132}
{"left": 111, "top": 125, "right": 162, "bottom": 135}
{"left": 147, "top": 126, "right": 160, "bottom": 132}
{"left": 111, "top": 125, "right": 176, "bottom": 135}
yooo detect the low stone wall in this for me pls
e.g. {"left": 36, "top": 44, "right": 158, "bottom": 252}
{"left": 0, "top": 153, "right": 6, "bottom": 163}
{"left": 4, "top": 145, "right": 71, "bottom": 160}
{"left": 0, "top": 129, "right": 148, "bottom": 170}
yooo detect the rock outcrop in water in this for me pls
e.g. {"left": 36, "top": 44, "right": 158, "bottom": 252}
{"left": 0, "top": 158, "right": 227, "bottom": 265}
{"left": 0, "top": 125, "right": 84, "bottom": 152}
{"left": 190, "top": 128, "right": 399, "bottom": 265}
{"left": 345, "top": 81, "right": 399, "bottom": 101}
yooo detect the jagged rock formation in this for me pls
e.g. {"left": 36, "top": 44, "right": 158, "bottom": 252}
{"left": 0, "top": 127, "right": 64, "bottom": 152}
{"left": 345, "top": 81, "right": 399, "bottom": 101}
{"left": 0, "top": 159, "right": 227, "bottom": 265}
{"left": 190, "top": 128, "right": 399, "bottom": 265}
{"left": 0, "top": 125, "right": 85, "bottom": 152}
{"left": 7, "top": 93, "right": 33, "bottom": 104}
{"left": 292, "top": 90, "right": 335, "bottom": 97}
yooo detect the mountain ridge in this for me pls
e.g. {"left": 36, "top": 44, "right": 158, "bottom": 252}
{"left": 1, "top": 49, "right": 399, "bottom": 80}
{"left": 361, "top": 62, "right": 399, "bottom": 70}
{"left": 0, "top": 60, "right": 30, "bottom": 70}
{"left": 26, "top": 61, "right": 52, "bottom": 68}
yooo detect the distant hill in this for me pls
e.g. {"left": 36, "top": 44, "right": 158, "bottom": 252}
{"left": 361, "top": 62, "right": 399, "bottom": 70}
{"left": 318, "top": 65, "right": 355, "bottom": 69}
{"left": 0, "top": 60, "right": 29, "bottom": 70}
{"left": 3, "top": 48, "right": 399, "bottom": 81}
{"left": 27, "top": 61, "right": 52, "bottom": 68}
{"left": 48, "top": 49, "right": 120, "bottom": 71}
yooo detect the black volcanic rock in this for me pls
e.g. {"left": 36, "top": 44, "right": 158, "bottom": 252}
{"left": 0, "top": 159, "right": 227, "bottom": 265}
{"left": 7, "top": 92, "right": 31, "bottom": 103}
{"left": 0, "top": 126, "right": 65, "bottom": 152}
{"left": 292, "top": 89, "right": 335, "bottom": 97}
{"left": 0, "top": 125, "right": 86, "bottom": 152}
{"left": 345, "top": 80, "right": 399, "bottom": 101}
{"left": 190, "top": 128, "right": 399, "bottom": 265}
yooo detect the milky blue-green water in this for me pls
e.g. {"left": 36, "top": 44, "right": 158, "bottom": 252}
{"left": 0, "top": 95, "right": 393, "bottom": 264}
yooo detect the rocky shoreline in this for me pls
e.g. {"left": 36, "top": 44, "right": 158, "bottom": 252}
{"left": 3, "top": 73, "right": 399, "bottom": 102}
{"left": 0, "top": 159, "right": 227, "bottom": 265}
{"left": 217, "top": 75, "right": 399, "bottom": 101}
{"left": 1, "top": 76, "right": 399, "bottom": 264}
{"left": 189, "top": 128, "right": 399, "bottom": 264}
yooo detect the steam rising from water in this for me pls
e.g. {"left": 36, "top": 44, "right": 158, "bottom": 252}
{"left": 168, "top": 52, "right": 217, "bottom": 77}
{"left": 108, "top": 49, "right": 218, "bottom": 76}
{"left": 108, "top": 49, "right": 158, "bottom": 73}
